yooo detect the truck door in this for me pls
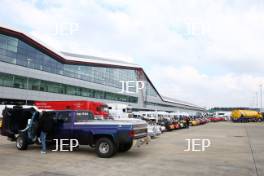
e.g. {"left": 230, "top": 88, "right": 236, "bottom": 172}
{"left": 53, "top": 111, "right": 73, "bottom": 139}
{"left": 72, "top": 111, "right": 94, "bottom": 145}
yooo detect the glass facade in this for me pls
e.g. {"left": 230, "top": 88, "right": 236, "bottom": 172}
{"left": 0, "top": 34, "right": 137, "bottom": 90}
{"left": 0, "top": 72, "right": 138, "bottom": 103}
{"left": 0, "top": 33, "right": 158, "bottom": 98}
{"left": 145, "top": 81, "right": 159, "bottom": 97}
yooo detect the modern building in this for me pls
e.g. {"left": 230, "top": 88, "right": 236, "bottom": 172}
{"left": 0, "top": 26, "right": 205, "bottom": 114}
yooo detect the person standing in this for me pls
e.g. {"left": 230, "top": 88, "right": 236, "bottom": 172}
{"left": 185, "top": 117, "right": 190, "bottom": 128}
{"left": 38, "top": 113, "right": 54, "bottom": 154}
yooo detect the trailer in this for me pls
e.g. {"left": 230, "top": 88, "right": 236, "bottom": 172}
{"left": 107, "top": 103, "right": 133, "bottom": 120}
{"left": 34, "top": 100, "right": 109, "bottom": 119}
{"left": 231, "top": 110, "right": 263, "bottom": 122}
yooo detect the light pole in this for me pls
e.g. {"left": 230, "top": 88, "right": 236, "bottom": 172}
{"left": 256, "top": 92, "right": 259, "bottom": 108}
{"left": 260, "top": 84, "right": 263, "bottom": 110}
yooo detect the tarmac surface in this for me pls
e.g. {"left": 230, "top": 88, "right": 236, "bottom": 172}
{"left": 0, "top": 122, "right": 263, "bottom": 176}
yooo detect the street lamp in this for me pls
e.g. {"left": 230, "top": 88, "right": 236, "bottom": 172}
{"left": 260, "top": 84, "right": 263, "bottom": 110}
{"left": 256, "top": 92, "right": 259, "bottom": 108}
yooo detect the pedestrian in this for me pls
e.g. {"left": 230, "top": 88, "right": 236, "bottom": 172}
{"left": 38, "top": 112, "right": 54, "bottom": 154}
{"left": 186, "top": 117, "right": 190, "bottom": 128}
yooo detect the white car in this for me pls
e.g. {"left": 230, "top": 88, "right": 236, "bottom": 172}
{"left": 147, "top": 124, "right": 162, "bottom": 138}
{"left": 153, "top": 125, "right": 162, "bottom": 136}
{"left": 147, "top": 125, "right": 156, "bottom": 138}
{"left": 159, "top": 125, "right": 166, "bottom": 132}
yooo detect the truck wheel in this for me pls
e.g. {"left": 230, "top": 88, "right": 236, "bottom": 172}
{"left": 96, "top": 138, "right": 116, "bottom": 158}
{"left": 119, "top": 141, "right": 133, "bottom": 152}
{"left": 16, "top": 134, "right": 28, "bottom": 150}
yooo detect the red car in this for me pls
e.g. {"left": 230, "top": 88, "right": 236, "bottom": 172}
{"left": 208, "top": 117, "right": 225, "bottom": 122}
{"left": 173, "top": 121, "right": 181, "bottom": 129}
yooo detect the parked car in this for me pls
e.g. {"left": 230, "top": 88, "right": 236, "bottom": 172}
{"left": 146, "top": 122, "right": 161, "bottom": 138}
{"left": 199, "top": 118, "right": 207, "bottom": 125}
{"left": 172, "top": 120, "right": 181, "bottom": 129}
{"left": 147, "top": 125, "right": 156, "bottom": 138}
{"left": 158, "top": 118, "right": 176, "bottom": 131}
{"left": 157, "top": 119, "right": 167, "bottom": 131}
{"left": 1, "top": 106, "right": 149, "bottom": 158}
{"left": 208, "top": 117, "right": 225, "bottom": 122}
{"left": 159, "top": 125, "right": 166, "bottom": 132}
{"left": 190, "top": 119, "right": 200, "bottom": 126}
{"left": 179, "top": 119, "right": 188, "bottom": 128}
{"left": 154, "top": 124, "right": 162, "bottom": 136}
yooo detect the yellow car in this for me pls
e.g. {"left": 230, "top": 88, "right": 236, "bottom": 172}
{"left": 0, "top": 118, "right": 2, "bottom": 128}
{"left": 190, "top": 119, "right": 200, "bottom": 126}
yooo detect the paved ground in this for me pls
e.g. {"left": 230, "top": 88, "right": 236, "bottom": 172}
{"left": 0, "top": 122, "right": 263, "bottom": 176}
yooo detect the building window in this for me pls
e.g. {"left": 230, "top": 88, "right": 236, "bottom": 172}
{"left": 66, "top": 85, "right": 77, "bottom": 96}
{"left": 81, "top": 88, "right": 94, "bottom": 98}
{"left": 0, "top": 72, "right": 138, "bottom": 103}
{"left": 40, "top": 80, "right": 49, "bottom": 92}
{"left": 0, "top": 73, "right": 13, "bottom": 87}
{"left": 94, "top": 90, "right": 105, "bottom": 99}
{"left": 0, "top": 33, "right": 141, "bottom": 91}
{"left": 28, "top": 78, "right": 40, "bottom": 91}
{"left": 47, "top": 82, "right": 64, "bottom": 94}
{"left": 13, "top": 75, "right": 27, "bottom": 89}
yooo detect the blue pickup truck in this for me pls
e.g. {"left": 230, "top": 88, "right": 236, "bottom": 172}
{"left": 1, "top": 106, "right": 148, "bottom": 158}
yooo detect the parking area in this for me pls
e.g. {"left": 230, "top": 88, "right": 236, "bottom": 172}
{"left": 0, "top": 122, "right": 263, "bottom": 176}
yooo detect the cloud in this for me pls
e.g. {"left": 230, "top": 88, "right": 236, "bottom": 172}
{"left": 148, "top": 66, "right": 263, "bottom": 107}
{"left": 1, "top": 0, "right": 264, "bottom": 107}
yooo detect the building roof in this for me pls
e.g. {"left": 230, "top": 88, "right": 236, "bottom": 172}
{"left": 0, "top": 25, "right": 139, "bottom": 70}
{"left": 162, "top": 96, "right": 204, "bottom": 109}
{"left": 61, "top": 52, "right": 140, "bottom": 68}
{"left": 0, "top": 25, "right": 206, "bottom": 111}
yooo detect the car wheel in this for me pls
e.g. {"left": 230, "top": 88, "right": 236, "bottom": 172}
{"left": 119, "top": 141, "right": 133, "bottom": 152}
{"left": 16, "top": 134, "right": 28, "bottom": 150}
{"left": 96, "top": 137, "right": 116, "bottom": 158}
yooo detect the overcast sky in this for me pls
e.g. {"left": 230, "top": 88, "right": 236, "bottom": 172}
{"left": 1, "top": 0, "right": 264, "bottom": 108}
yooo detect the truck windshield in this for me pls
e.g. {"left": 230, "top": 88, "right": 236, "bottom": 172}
{"left": 76, "top": 111, "right": 94, "bottom": 122}
{"left": 101, "top": 105, "right": 109, "bottom": 113}
{"left": 127, "top": 108, "right": 132, "bottom": 113}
